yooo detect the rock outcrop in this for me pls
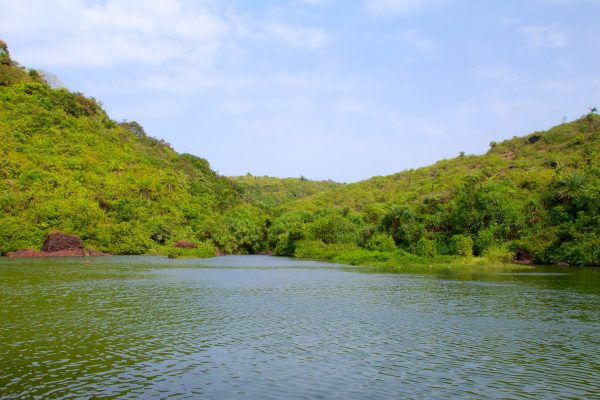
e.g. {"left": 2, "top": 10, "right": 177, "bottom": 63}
{"left": 42, "top": 231, "right": 84, "bottom": 252}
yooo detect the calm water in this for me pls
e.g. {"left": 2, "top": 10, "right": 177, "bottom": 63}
{"left": 1, "top": 256, "right": 599, "bottom": 399}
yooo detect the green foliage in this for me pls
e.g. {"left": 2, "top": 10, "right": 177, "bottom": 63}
{"left": 0, "top": 216, "right": 45, "bottom": 254}
{"left": 230, "top": 175, "right": 342, "bottom": 208}
{"left": 474, "top": 228, "right": 496, "bottom": 256}
{"left": 305, "top": 210, "right": 363, "bottom": 245}
{"left": 0, "top": 64, "right": 32, "bottom": 86}
{"left": 0, "top": 40, "right": 10, "bottom": 65}
{"left": 165, "top": 242, "right": 217, "bottom": 258}
{"left": 451, "top": 234, "right": 473, "bottom": 257}
{"left": 279, "top": 114, "right": 600, "bottom": 266}
{"left": 481, "top": 246, "right": 514, "bottom": 264}
{"left": 200, "top": 204, "right": 268, "bottom": 254}
{"left": 365, "top": 233, "right": 396, "bottom": 252}
{"left": 0, "top": 69, "right": 247, "bottom": 255}
{"left": 95, "top": 222, "right": 153, "bottom": 255}
{"left": 361, "top": 203, "right": 387, "bottom": 224}
{"left": 378, "top": 205, "right": 424, "bottom": 248}
{"left": 414, "top": 237, "right": 437, "bottom": 257}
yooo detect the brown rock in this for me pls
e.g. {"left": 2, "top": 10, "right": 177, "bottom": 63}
{"left": 173, "top": 240, "right": 197, "bottom": 249}
{"left": 42, "top": 231, "right": 83, "bottom": 252}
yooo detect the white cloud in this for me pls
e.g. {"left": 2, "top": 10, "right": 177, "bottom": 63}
{"left": 0, "top": 0, "right": 229, "bottom": 68}
{"left": 366, "top": 0, "right": 423, "bottom": 15}
{"left": 520, "top": 24, "right": 569, "bottom": 48}
{"left": 265, "top": 22, "right": 329, "bottom": 50}
{"left": 0, "top": 0, "right": 331, "bottom": 74}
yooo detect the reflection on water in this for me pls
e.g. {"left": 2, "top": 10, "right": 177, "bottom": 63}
{"left": 1, "top": 255, "right": 599, "bottom": 399}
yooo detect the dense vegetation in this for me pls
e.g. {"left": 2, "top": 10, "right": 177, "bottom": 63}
{"left": 1, "top": 41, "right": 599, "bottom": 265}
{"left": 230, "top": 175, "right": 342, "bottom": 208}
{"left": 0, "top": 42, "right": 250, "bottom": 256}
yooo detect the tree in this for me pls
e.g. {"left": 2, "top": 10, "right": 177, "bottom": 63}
{"left": 586, "top": 107, "right": 598, "bottom": 131}
{"left": 0, "top": 40, "right": 11, "bottom": 65}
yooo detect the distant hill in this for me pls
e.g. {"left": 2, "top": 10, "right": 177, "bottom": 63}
{"left": 229, "top": 175, "right": 342, "bottom": 208}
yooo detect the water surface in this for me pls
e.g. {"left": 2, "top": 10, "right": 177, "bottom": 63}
{"left": 1, "top": 255, "right": 599, "bottom": 399}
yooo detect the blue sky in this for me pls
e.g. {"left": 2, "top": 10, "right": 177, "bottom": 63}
{"left": 1, "top": 0, "right": 598, "bottom": 182}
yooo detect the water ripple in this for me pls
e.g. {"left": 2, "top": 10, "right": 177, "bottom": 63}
{"left": 1, "top": 256, "right": 599, "bottom": 399}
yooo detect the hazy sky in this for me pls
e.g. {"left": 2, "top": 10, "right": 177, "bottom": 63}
{"left": 1, "top": 0, "right": 598, "bottom": 182}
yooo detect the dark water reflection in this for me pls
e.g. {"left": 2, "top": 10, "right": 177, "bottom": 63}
{"left": 1, "top": 256, "right": 599, "bottom": 399}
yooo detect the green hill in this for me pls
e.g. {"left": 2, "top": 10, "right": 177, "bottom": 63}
{"left": 269, "top": 115, "right": 600, "bottom": 266}
{"left": 0, "top": 43, "right": 261, "bottom": 255}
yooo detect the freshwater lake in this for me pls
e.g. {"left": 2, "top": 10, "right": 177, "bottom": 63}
{"left": 1, "top": 255, "right": 599, "bottom": 399}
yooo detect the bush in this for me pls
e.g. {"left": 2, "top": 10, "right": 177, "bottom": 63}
{"left": 306, "top": 212, "right": 362, "bottom": 244}
{"left": 365, "top": 233, "right": 396, "bottom": 252}
{"left": 414, "top": 237, "right": 437, "bottom": 257}
{"left": 93, "top": 222, "right": 152, "bottom": 254}
{"left": 474, "top": 228, "right": 496, "bottom": 256}
{"left": 552, "top": 231, "right": 600, "bottom": 266}
{"left": 451, "top": 234, "right": 473, "bottom": 257}
{"left": 201, "top": 204, "right": 268, "bottom": 254}
{"left": 273, "top": 231, "right": 301, "bottom": 256}
{"left": 0, "top": 217, "right": 44, "bottom": 254}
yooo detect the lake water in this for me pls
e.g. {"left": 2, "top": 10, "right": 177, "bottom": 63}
{"left": 1, "top": 255, "right": 599, "bottom": 399}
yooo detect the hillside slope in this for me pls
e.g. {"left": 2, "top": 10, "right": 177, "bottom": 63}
{"left": 283, "top": 119, "right": 598, "bottom": 212}
{"left": 0, "top": 45, "right": 254, "bottom": 255}
{"left": 0, "top": 81, "right": 247, "bottom": 254}
{"left": 270, "top": 116, "right": 600, "bottom": 266}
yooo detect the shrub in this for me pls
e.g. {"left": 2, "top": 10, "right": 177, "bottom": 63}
{"left": 93, "top": 222, "right": 152, "bottom": 254}
{"left": 365, "top": 233, "right": 396, "bottom": 252}
{"left": 0, "top": 217, "right": 44, "bottom": 254}
{"left": 451, "top": 234, "right": 473, "bottom": 257}
{"left": 306, "top": 212, "right": 362, "bottom": 244}
{"left": 474, "top": 228, "right": 496, "bottom": 256}
{"left": 414, "top": 237, "right": 437, "bottom": 257}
